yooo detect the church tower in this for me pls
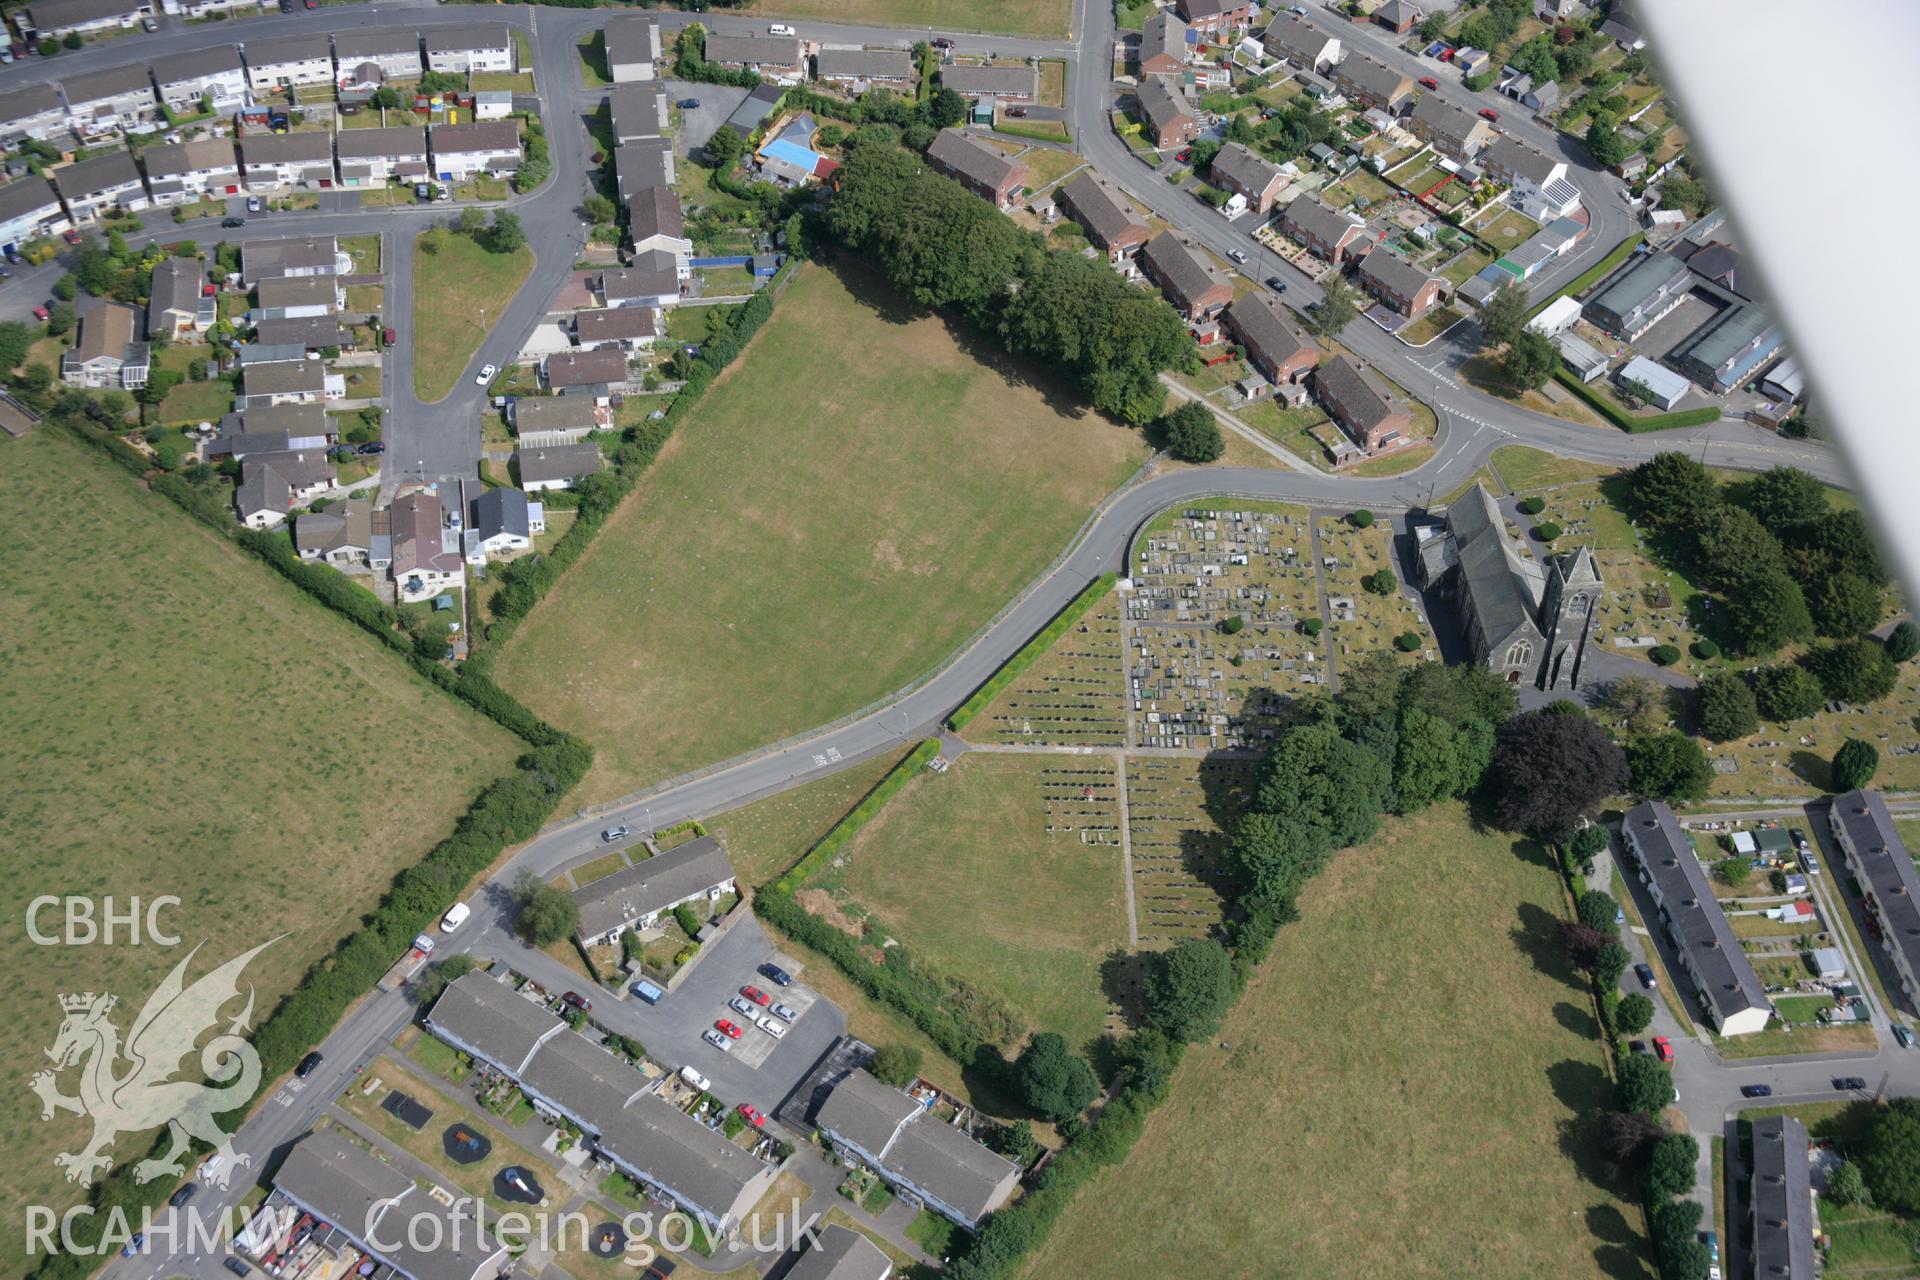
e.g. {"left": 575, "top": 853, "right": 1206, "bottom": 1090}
{"left": 1538, "top": 545, "right": 1602, "bottom": 690}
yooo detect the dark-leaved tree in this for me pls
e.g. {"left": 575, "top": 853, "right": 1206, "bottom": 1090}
{"left": 1487, "top": 710, "right": 1630, "bottom": 841}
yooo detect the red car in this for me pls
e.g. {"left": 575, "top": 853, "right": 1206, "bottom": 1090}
{"left": 1418, "top": 76, "right": 1438, "bottom": 90}
{"left": 1479, "top": 107, "right": 1500, "bottom": 122}
{"left": 560, "top": 991, "right": 591, "bottom": 1012}
{"left": 714, "top": 1019, "right": 743, "bottom": 1039}
{"left": 1175, "top": 148, "right": 1193, "bottom": 163}
{"left": 62, "top": 230, "right": 81, "bottom": 245}
{"left": 1652, "top": 1035, "right": 1674, "bottom": 1063}
{"left": 33, "top": 304, "right": 49, "bottom": 321}
{"left": 736, "top": 1103, "right": 765, "bottom": 1127}
{"left": 740, "top": 985, "right": 770, "bottom": 1006}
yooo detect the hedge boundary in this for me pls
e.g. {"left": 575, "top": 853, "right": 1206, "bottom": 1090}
{"left": 1552, "top": 369, "right": 1723, "bottom": 433}
{"left": 772, "top": 738, "right": 942, "bottom": 894}
{"left": 1527, "top": 231, "right": 1646, "bottom": 319}
{"left": 947, "top": 573, "right": 1117, "bottom": 731}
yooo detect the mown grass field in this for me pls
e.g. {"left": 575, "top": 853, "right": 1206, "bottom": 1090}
{"left": 0, "top": 431, "right": 522, "bottom": 1262}
{"left": 495, "top": 262, "right": 1149, "bottom": 803}
{"left": 764, "top": 0, "right": 1069, "bottom": 36}
{"left": 411, "top": 227, "right": 533, "bottom": 400}
{"left": 703, "top": 748, "right": 908, "bottom": 888}
{"left": 1023, "top": 804, "right": 1653, "bottom": 1280}
{"left": 820, "top": 753, "right": 1128, "bottom": 1054}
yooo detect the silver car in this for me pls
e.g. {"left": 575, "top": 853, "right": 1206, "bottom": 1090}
{"left": 728, "top": 996, "right": 757, "bottom": 1018}
{"left": 770, "top": 1003, "right": 798, "bottom": 1022}
{"left": 701, "top": 1029, "right": 731, "bottom": 1052}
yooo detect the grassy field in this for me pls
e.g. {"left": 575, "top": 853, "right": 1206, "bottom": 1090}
{"left": 494, "top": 261, "right": 1149, "bottom": 803}
{"left": 0, "top": 432, "right": 521, "bottom": 1261}
{"left": 411, "top": 227, "right": 534, "bottom": 401}
{"left": 818, "top": 753, "right": 1128, "bottom": 1054}
{"left": 703, "top": 748, "right": 908, "bottom": 888}
{"left": 765, "top": 0, "right": 1070, "bottom": 36}
{"left": 1489, "top": 445, "right": 1620, "bottom": 491}
{"left": 1023, "top": 804, "right": 1653, "bottom": 1280}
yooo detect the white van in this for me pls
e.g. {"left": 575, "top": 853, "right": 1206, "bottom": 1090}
{"left": 440, "top": 902, "right": 471, "bottom": 933}
{"left": 769, "top": 23, "right": 795, "bottom": 35}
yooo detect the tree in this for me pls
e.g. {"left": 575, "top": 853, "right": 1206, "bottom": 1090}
{"left": 63, "top": 31, "right": 83, "bottom": 49}
{"left": 868, "top": 1042, "right": 923, "bottom": 1089}
{"left": 1501, "top": 328, "right": 1557, "bottom": 391}
{"left": 1349, "top": 509, "right": 1374, "bottom": 528}
{"left": 1160, "top": 400, "right": 1223, "bottom": 462}
{"left": 1572, "top": 824, "right": 1611, "bottom": 861}
{"left": 1614, "top": 1054, "right": 1672, "bottom": 1115}
{"left": 1476, "top": 283, "right": 1532, "bottom": 350}
{"left": 1362, "top": 569, "right": 1396, "bottom": 595}
{"left": 1599, "top": 1109, "right": 1665, "bottom": 1165}
{"left": 44, "top": 301, "right": 75, "bottom": 337}
{"left": 1750, "top": 662, "right": 1825, "bottom": 722}
{"left": 1862, "top": 1097, "right": 1920, "bottom": 1216}
{"left": 1692, "top": 504, "right": 1786, "bottom": 591}
{"left": 1713, "top": 856, "right": 1751, "bottom": 890}
{"left": 1145, "top": 937, "right": 1234, "bottom": 1043}
{"left": 457, "top": 206, "right": 487, "bottom": 238}
{"left": 1733, "top": 466, "right": 1828, "bottom": 536}
{"left": 1722, "top": 570, "right": 1814, "bottom": 656}
{"left": 1604, "top": 675, "right": 1671, "bottom": 736}
{"left": 1010, "top": 1032, "right": 1099, "bottom": 1123}
{"left": 985, "top": 1119, "right": 1038, "bottom": 1166}
{"left": 1251, "top": 720, "right": 1391, "bottom": 857}
{"left": 1804, "top": 508, "right": 1888, "bottom": 586}
{"left": 1645, "top": 1131, "right": 1698, "bottom": 1202}
{"left": 582, "top": 192, "right": 616, "bottom": 224}
{"left": 51, "top": 273, "right": 78, "bottom": 302}
{"left": 511, "top": 870, "right": 579, "bottom": 945}
{"left": 927, "top": 86, "right": 966, "bottom": 129}
{"left": 370, "top": 86, "right": 406, "bottom": 110}
{"left": 412, "top": 953, "right": 479, "bottom": 1006}
{"left": 1808, "top": 572, "right": 1882, "bottom": 638}
{"left": 1392, "top": 705, "right": 1492, "bottom": 814}
{"left": 1831, "top": 738, "right": 1880, "bottom": 792}
{"left": 1627, "top": 452, "right": 1718, "bottom": 531}
{"left": 1594, "top": 941, "right": 1630, "bottom": 989}
{"left": 1695, "top": 672, "right": 1758, "bottom": 742}
{"left": 1577, "top": 890, "right": 1620, "bottom": 935}
{"left": 704, "top": 122, "right": 745, "bottom": 168}
{"left": 1886, "top": 620, "right": 1919, "bottom": 663}
{"left": 1651, "top": 1201, "right": 1709, "bottom": 1280}
{"left": 1804, "top": 637, "right": 1898, "bottom": 703}
{"left": 1585, "top": 119, "right": 1629, "bottom": 166}
{"left": 1627, "top": 732, "right": 1714, "bottom": 802}
{"left": 489, "top": 211, "right": 525, "bottom": 254}
{"left": 1827, "top": 1160, "right": 1870, "bottom": 1208}
{"left": 1616, "top": 993, "right": 1655, "bottom": 1035}
{"left": 1487, "top": 710, "right": 1630, "bottom": 841}
{"left": 1306, "top": 275, "right": 1358, "bottom": 339}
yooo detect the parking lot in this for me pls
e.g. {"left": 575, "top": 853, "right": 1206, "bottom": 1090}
{"left": 663, "top": 79, "right": 748, "bottom": 162}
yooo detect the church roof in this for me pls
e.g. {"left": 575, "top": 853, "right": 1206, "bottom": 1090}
{"left": 1447, "top": 485, "right": 1546, "bottom": 648}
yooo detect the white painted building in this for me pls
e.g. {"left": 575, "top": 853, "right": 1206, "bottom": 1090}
{"left": 332, "top": 30, "right": 424, "bottom": 84}
{"left": 241, "top": 34, "right": 336, "bottom": 93}
{"left": 423, "top": 23, "right": 516, "bottom": 75}
{"left": 51, "top": 150, "right": 150, "bottom": 223}
{"left": 0, "top": 176, "right": 73, "bottom": 255}
{"left": 0, "top": 83, "right": 69, "bottom": 147}
{"left": 60, "top": 66, "right": 161, "bottom": 138}
{"left": 150, "top": 45, "right": 250, "bottom": 114}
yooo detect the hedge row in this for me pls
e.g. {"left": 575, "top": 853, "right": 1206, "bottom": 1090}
{"left": 771, "top": 738, "right": 942, "bottom": 894}
{"left": 948, "top": 574, "right": 1117, "bottom": 731}
{"left": 1552, "top": 369, "right": 1723, "bottom": 433}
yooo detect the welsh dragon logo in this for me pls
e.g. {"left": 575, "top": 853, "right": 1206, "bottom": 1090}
{"left": 30, "top": 939, "right": 277, "bottom": 1189}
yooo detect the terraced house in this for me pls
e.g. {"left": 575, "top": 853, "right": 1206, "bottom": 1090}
{"left": 51, "top": 150, "right": 149, "bottom": 223}
{"left": 1141, "top": 231, "right": 1232, "bottom": 326}
{"left": 239, "top": 131, "right": 337, "bottom": 192}
{"left": 141, "top": 138, "right": 242, "bottom": 206}
{"left": 816, "top": 1070, "right": 1019, "bottom": 1230}
{"left": 241, "top": 35, "right": 336, "bottom": 92}
{"left": 1313, "top": 354, "right": 1409, "bottom": 454}
{"left": 150, "top": 46, "right": 250, "bottom": 114}
{"left": 1357, "top": 246, "right": 1444, "bottom": 320}
{"left": 703, "top": 33, "right": 804, "bottom": 78}
{"left": 19, "top": 0, "right": 148, "bottom": 40}
{"left": 924, "top": 129, "right": 1029, "bottom": 211}
{"left": 60, "top": 66, "right": 160, "bottom": 138}
{"left": 332, "top": 30, "right": 424, "bottom": 85}
{"left": 1210, "top": 141, "right": 1287, "bottom": 214}
{"left": 571, "top": 835, "right": 737, "bottom": 947}
{"left": 1827, "top": 789, "right": 1920, "bottom": 1013}
{"left": 1139, "top": 11, "right": 1188, "bottom": 75}
{"left": 1174, "top": 0, "right": 1252, "bottom": 38}
{"left": 608, "top": 82, "right": 669, "bottom": 143}
{"left": 336, "top": 126, "right": 430, "bottom": 187}
{"left": 603, "top": 15, "right": 663, "bottom": 83}
{"left": 430, "top": 121, "right": 522, "bottom": 182}
{"left": 0, "top": 83, "right": 68, "bottom": 147}
{"left": 1405, "top": 93, "right": 1495, "bottom": 162}
{"left": 1224, "top": 294, "right": 1321, "bottom": 387}
{"left": 1281, "top": 194, "right": 1369, "bottom": 265}
{"left": 1330, "top": 55, "right": 1413, "bottom": 113}
{"left": 1261, "top": 12, "right": 1342, "bottom": 70}
{"left": 423, "top": 24, "right": 516, "bottom": 74}
{"left": 815, "top": 48, "right": 916, "bottom": 93}
{"left": 0, "top": 177, "right": 72, "bottom": 258}
{"left": 939, "top": 63, "right": 1038, "bottom": 101}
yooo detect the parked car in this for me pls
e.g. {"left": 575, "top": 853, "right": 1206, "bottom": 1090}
{"left": 142, "top": 16, "right": 157, "bottom": 30}
{"left": 356, "top": 441, "right": 386, "bottom": 455}
{"left": 757, "top": 1016, "right": 786, "bottom": 1039}
{"left": 1895, "top": 1025, "right": 1915, "bottom": 1049}
{"left": 383, "top": 326, "right": 397, "bottom": 347}
{"left": 1799, "top": 849, "right": 1821, "bottom": 875}
{"left": 63, "top": 229, "right": 81, "bottom": 245}
{"left": 1832, "top": 1076, "right": 1867, "bottom": 1091}
{"left": 295, "top": 1051, "right": 323, "bottom": 1078}
{"left": 1418, "top": 76, "right": 1439, "bottom": 90}
{"left": 630, "top": 979, "right": 665, "bottom": 1004}
{"left": 931, "top": 36, "right": 955, "bottom": 49}
{"left": 279, "top": 0, "right": 293, "bottom": 11}
{"left": 714, "top": 1019, "right": 743, "bottom": 1039}
{"left": 440, "top": 902, "right": 470, "bottom": 933}
{"left": 1227, "top": 248, "right": 1248, "bottom": 263}
{"left": 560, "top": 991, "right": 591, "bottom": 1013}
{"left": 728, "top": 996, "right": 757, "bottom": 1018}
{"left": 770, "top": 1003, "right": 798, "bottom": 1022}
{"left": 222, "top": 217, "right": 246, "bottom": 228}
{"left": 701, "top": 1028, "right": 731, "bottom": 1051}
{"left": 1702, "top": 1231, "right": 1719, "bottom": 1263}
{"left": 737, "top": 1103, "right": 765, "bottom": 1127}
{"left": 247, "top": 196, "right": 262, "bottom": 213}
{"left": 33, "top": 305, "right": 48, "bottom": 320}
{"left": 1265, "top": 276, "right": 1288, "bottom": 293}
{"left": 1634, "top": 963, "right": 1656, "bottom": 989}
{"left": 201, "top": 1154, "right": 226, "bottom": 1181}
{"left": 1790, "top": 828, "right": 1809, "bottom": 851}
{"left": 678, "top": 99, "right": 701, "bottom": 111}
{"left": 121, "top": 1233, "right": 145, "bottom": 1258}
{"left": 475, "top": 362, "right": 497, "bottom": 387}
{"left": 741, "top": 985, "right": 770, "bottom": 1006}
{"left": 1651, "top": 1035, "right": 1674, "bottom": 1063}
{"left": 680, "top": 1065, "right": 711, "bottom": 1092}
{"left": 1008, "top": 106, "right": 1028, "bottom": 118}
{"left": 1741, "top": 1084, "right": 1773, "bottom": 1098}
{"left": 223, "top": 1257, "right": 251, "bottom": 1277}
{"left": 601, "top": 825, "right": 630, "bottom": 842}
{"left": 769, "top": 23, "right": 795, "bottom": 35}
{"left": 759, "top": 963, "right": 793, "bottom": 987}
{"left": 1174, "top": 148, "right": 1192, "bottom": 163}
{"left": 414, "top": 183, "right": 433, "bottom": 201}
{"left": 169, "top": 1183, "right": 198, "bottom": 1208}
{"left": 1627, "top": 1040, "right": 1648, "bottom": 1056}
{"left": 1479, "top": 107, "right": 1499, "bottom": 122}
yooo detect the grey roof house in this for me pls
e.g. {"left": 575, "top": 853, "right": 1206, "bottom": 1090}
{"left": 816, "top": 1070, "right": 1019, "bottom": 1230}
{"left": 573, "top": 835, "right": 738, "bottom": 945}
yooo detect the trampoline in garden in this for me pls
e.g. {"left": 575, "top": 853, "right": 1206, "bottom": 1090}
{"left": 381, "top": 1091, "right": 434, "bottom": 1130}
{"left": 588, "top": 1223, "right": 626, "bottom": 1259}
{"left": 495, "top": 1166, "right": 544, "bottom": 1204}
{"left": 442, "top": 1125, "right": 492, "bottom": 1165}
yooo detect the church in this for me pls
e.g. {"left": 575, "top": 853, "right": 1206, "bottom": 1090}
{"left": 1416, "top": 485, "right": 1601, "bottom": 690}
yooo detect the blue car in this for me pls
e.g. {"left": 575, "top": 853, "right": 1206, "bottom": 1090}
{"left": 758, "top": 962, "right": 793, "bottom": 987}
{"left": 120, "top": 1232, "right": 145, "bottom": 1258}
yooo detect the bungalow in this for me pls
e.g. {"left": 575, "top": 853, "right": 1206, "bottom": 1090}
{"left": 1280, "top": 194, "right": 1368, "bottom": 264}
{"left": 253, "top": 315, "right": 347, "bottom": 350}
{"left": 243, "top": 448, "right": 332, "bottom": 508}
{"left": 1141, "top": 231, "right": 1232, "bottom": 324}
{"left": 240, "top": 358, "right": 333, "bottom": 406}
{"left": 390, "top": 489, "right": 464, "bottom": 601}
{"left": 604, "top": 15, "right": 663, "bottom": 83}
{"left": 1261, "top": 12, "right": 1341, "bottom": 71}
{"left": 208, "top": 404, "right": 334, "bottom": 456}
{"left": 788, "top": 1227, "right": 892, "bottom": 1280}
{"left": 1357, "top": 246, "right": 1444, "bottom": 319}
{"left": 1135, "top": 75, "right": 1197, "bottom": 147}
{"left": 924, "top": 129, "right": 1029, "bottom": 210}
{"left": 1056, "top": 170, "right": 1149, "bottom": 263}
{"left": 0, "top": 84, "right": 68, "bottom": 148}
{"left": 239, "top": 131, "right": 336, "bottom": 192}
{"left": 1139, "top": 12, "right": 1188, "bottom": 75}
{"left": 295, "top": 498, "right": 375, "bottom": 566}
{"left": 608, "top": 82, "right": 669, "bottom": 143}
{"left": 1552, "top": 331, "right": 1608, "bottom": 382}
{"left": 601, "top": 253, "right": 680, "bottom": 309}
{"left": 256, "top": 276, "right": 341, "bottom": 319}
{"left": 543, "top": 346, "right": 629, "bottom": 396}
{"left": 60, "top": 66, "right": 161, "bottom": 137}
{"left": 515, "top": 442, "right": 603, "bottom": 492}
{"left": 150, "top": 46, "right": 249, "bottom": 114}
{"left": 332, "top": 30, "right": 424, "bottom": 85}
{"left": 614, "top": 138, "right": 675, "bottom": 203}
{"left": 816, "top": 1070, "right": 1020, "bottom": 1230}
{"left": 627, "top": 186, "right": 691, "bottom": 273}
{"left": 146, "top": 256, "right": 214, "bottom": 340}
{"left": 1406, "top": 93, "right": 1494, "bottom": 162}
{"left": 0, "top": 176, "right": 72, "bottom": 256}
{"left": 19, "top": 0, "right": 150, "bottom": 40}
{"left": 240, "top": 34, "right": 335, "bottom": 93}
{"left": 430, "top": 120, "right": 522, "bottom": 182}
{"left": 509, "top": 395, "right": 603, "bottom": 445}
{"left": 939, "top": 64, "right": 1038, "bottom": 101}
{"left": 140, "top": 138, "right": 242, "bottom": 206}
{"left": 816, "top": 48, "right": 917, "bottom": 93}
{"left": 1476, "top": 135, "right": 1579, "bottom": 220}
{"left": 573, "top": 835, "right": 737, "bottom": 946}
{"left": 1330, "top": 55, "right": 1413, "bottom": 114}
{"left": 336, "top": 126, "right": 430, "bottom": 187}
{"left": 1224, "top": 293, "right": 1321, "bottom": 386}
{"left": 61, "top": 300, "right": 148, "bottom": 389}
{"left": 1313, "top": 354, "right": 1410, "bottom": 453}
{"left": 1175, "top": 0, "right": 1252, "bottom": 38}
{"left": 574, "top": 308, "right": 659, "bottom": 356}
{"left": 1829, "top": 790, "right": 1920, "bottom": 1012}
{"left": 423, "top": 24, "right": 516, "bottom": 75}
{"left": 468, "top": 486, "right": 541, "bottom": 561}
{"left": 703, "top": 34, "right": 804, "bottom": 78}
{"left": 1210, "top": 141, "right": 1287, "bottom": 214}
{"left": 51, "top": 151, "right": 150, "bottom": 224}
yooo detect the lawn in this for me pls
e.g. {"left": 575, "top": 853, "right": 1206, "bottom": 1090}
{"left": 1322, "top": 169, "right": 1393, "bottom": 210}
{"left": 155, "top": 347, "right": 236, "bottom": 426}
{"left": 1399, "top": 304, "right": 1465, "bottom": 346}
{"left": 816, "top": 752, "right": 1128, "bottom": 1054}
{"left": 411, "top": 226, "right": 534, "bottom": 401}
{"left": 0, "top": 432, "right": 522, "bottom": 1262}
{"left": 494, "top": 261, "right": 1150, "bottom": 803}
{"left": 1440, "top": 245, "right": 1494, "bottom": 287}
{"left": 1022, "top": 804, "right": 1653, "bottom": 1280}
{"left": 761, "top": 0, "right": 1069, "bottom": 36}
{"left": 577, "top": 33, "right": 609, "bottom": 89}
{"left": 1472, "top": 207, "right": 1542, "bottom": 248}
{"left": 703, "top": 748, "right": 909, "bottom": 887}
{"left": 1017, "top": 145, "right": 1082, "bottom": 191}
{"left": 1489, "top": 445, "right": 1620, "bottom": 491}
